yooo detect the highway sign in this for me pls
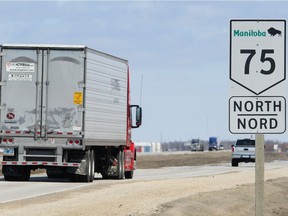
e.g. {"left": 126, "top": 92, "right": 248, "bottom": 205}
{"left": 229, "top": 96, "right": 286, "bottom": 134}
{"left": 229, "top": 20, "right": 286, "bottom": 134}
{"left": 230, "top": 20, "right": 286, "bottom": 95}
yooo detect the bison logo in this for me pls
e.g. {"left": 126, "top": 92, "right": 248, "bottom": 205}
{"left": 267, "top": 27, "right": 282, "bottom": 36}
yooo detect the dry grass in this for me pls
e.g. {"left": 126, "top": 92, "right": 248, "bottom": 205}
{"left": 137, "top": 151, "right": 288, "bottom": 169}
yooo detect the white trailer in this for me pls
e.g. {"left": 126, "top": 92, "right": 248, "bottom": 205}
{"left": 0, "top": 44, "right": 142, "bottom": 182}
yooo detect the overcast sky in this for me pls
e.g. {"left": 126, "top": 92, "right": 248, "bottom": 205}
{"left": 1, "top": 1, "right": 288, "bottom": 142}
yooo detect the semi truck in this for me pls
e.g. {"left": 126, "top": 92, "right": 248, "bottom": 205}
{"left": 208, "top": 137, "right": 218, "bottom": 151}
{"left": 0, "top": 44, "right": 142, "bottom": 182}
{"left": 190, "top": 139, "right": 204, "bottom": 151}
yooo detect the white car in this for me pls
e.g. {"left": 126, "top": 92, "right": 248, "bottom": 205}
{"left": 231, "top": 139, "right": 255, "bottom": 167}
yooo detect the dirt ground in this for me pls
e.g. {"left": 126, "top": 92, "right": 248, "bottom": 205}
{"left": 157, "top": 177, "right": 288, "bottom": 216}
{"left": 1, "top": 151, "right": 288, "bottom": 216}
{"left": 139, "top": 151, "right": 288, "bottom": 216}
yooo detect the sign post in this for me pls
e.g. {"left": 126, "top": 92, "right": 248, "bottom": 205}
{"left": 230, "top": 20, "right": 286, "bottom": 216}
{"left": 255, "top": 133, "right": 265, "bottom": 216}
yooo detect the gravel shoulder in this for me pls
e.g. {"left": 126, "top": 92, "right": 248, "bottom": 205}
{"left": 158, "top": 176, "right": 288, "bottom": 216}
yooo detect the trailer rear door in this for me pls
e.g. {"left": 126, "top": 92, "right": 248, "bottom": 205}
{"left": 0, "top": 45, "right": 85, "bottom": 138}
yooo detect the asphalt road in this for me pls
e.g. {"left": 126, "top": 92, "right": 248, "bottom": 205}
{"left": 1, "top": 161, "right": 287, "bottom": 204}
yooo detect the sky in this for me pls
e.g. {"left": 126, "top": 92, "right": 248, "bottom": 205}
{"left": 1, "top": 1, "right": 288, "bottom": 143}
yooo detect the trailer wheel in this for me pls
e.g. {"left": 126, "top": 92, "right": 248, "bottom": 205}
{"left": 3, "top": 165, "right": 30, "bottom": 181}
{"left": 125, "top": 170, "right": 134, "bottom": 179}
{"left": 21, "top": 168, "right": 31, "bottom": 181}
{"left": 78, "top": 150, "right": 93, "bottom": 183}
{"left": 89, "top": 150, "right": 95, "bottom": 182}
{"left": 3, "top": 167, "right": 18, "bottom": 181}
{"left": 101, "top": 148, "right": 124, "bottom": 180}
{"left": 117, "top": 150, "right": 125, "bottom": 180}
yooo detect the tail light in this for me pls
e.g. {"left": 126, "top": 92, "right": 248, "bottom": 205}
{"left": 2, "top": 137, "right": 14, "bottom": 144}
{"left": 231, "top": 146, "right": 235, "bottom": 152}
{"left": 67, "top": 139, "right": 81, "bottom": 145}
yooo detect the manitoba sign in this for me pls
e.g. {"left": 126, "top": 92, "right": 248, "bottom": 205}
{"left": 229, "top": 20, "right": 286, "bottom": 134}
{"left": 230, "top": 20, "right": 286, "bottom": 95}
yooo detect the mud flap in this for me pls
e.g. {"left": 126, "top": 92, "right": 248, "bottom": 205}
{"left": 68, "top": 150, "right": 94, "bottom": 183}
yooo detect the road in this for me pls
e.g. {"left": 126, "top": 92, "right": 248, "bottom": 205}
{"left": 0, "top": 161, "right": 287, "bottom": 204}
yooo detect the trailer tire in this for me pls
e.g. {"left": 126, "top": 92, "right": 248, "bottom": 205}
{"left": 101, "top": 148, "right": 124, "bottom": 180}
{"left": 4, "top": 175, "right": 16, "bottom": 181}
{"left": 125, "top": 170, "right": 134, "bottom": 179}
{"left": 3, "top": 166, "right": 30, "bottom": 181}
{"left": 78, "top": 150, "right": 93, "bottom": 183}
{"left": 118, "top": 150, "right": 125, "bottom": 180}
{"left": 89, "top": 150, "right": 95, "bottom": 182}
{"left": 21, "top": 168, "right": 31, "bottom": 181}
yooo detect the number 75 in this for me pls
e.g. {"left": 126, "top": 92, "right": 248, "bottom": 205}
{"left": 240, "top": 49, "right": 275, "bottom": 75}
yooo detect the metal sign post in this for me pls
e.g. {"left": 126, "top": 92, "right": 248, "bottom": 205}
{"left": 255, "top": 134, "right": 265, "bottom": 216}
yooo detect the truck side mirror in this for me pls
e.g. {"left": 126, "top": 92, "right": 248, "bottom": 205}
{"left": 131, "top": 105, "right": 142, "bottom": 128}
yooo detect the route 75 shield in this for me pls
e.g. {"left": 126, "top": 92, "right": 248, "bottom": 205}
{"left": 230, "top": 20, "right": 286, "bottom": 95}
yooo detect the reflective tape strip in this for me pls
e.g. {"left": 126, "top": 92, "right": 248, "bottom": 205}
{"left": 0, "top": 131, "right": 75, "bottom": 135}
{"left": 1, "top": 161, "right": 80, "bottom": 167}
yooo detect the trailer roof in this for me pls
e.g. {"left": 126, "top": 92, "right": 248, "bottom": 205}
{"left": 1, "top": 44, "right": 128, "bottom": 63}
{"left": 1, "top": 44, "right": 86, "bottom": 49}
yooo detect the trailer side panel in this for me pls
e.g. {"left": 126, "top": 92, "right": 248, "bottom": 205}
{"left": 84, "top": 49, "right": 128, "bottom": 146}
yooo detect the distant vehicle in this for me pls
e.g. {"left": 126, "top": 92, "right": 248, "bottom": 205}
{"left": 191, "top": 139, "right": 204, "bottom": 151}
{"left": 231, "top": 139, "right": 255, "bottom": 167}
{"left": 208, "top": 137, "right": 218, "bottom": 151}
{"left": 218, "top": 144, "right": 224, "bottom": 151}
